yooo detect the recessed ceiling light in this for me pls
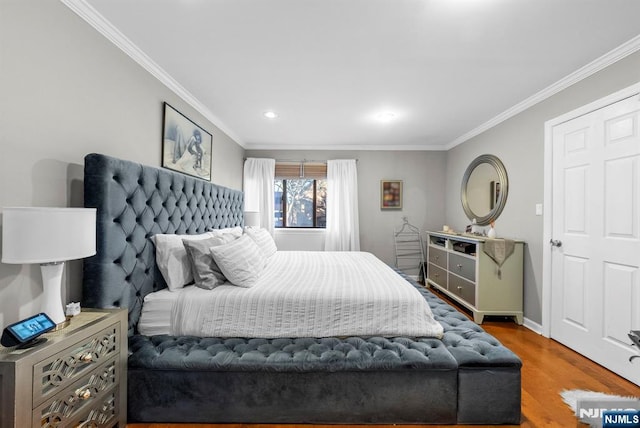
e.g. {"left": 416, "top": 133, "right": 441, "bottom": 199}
{"left": 263, "top": 111, "right": 278, "bottom": 119}
{"left": 375, "top": 111, "right": 397, "bottom": 123}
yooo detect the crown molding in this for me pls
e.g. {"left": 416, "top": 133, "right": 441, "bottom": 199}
{"left": 61, "top": 0, "right": 245, "bottom": 147}
{"left": 445, "top": 34, "right": 640, "bottom": 150}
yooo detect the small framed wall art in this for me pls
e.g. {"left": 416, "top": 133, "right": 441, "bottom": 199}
{"left": 490, "top": 180, "right": 501, "bottom": 209}
{"left": 162, "top": 102, "right": 213, "bottom": 180}
{"left": 380, "top": 180, "right": 403, "bottom": 209}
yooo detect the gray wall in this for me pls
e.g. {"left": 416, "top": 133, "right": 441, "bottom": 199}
{"left": 0, "top": 0, "right": 244, "bottom": 328}
{"left": 246, "top": 149, "right": 447, "bottom": 270}
{"left": 445, "top": 50, "right": 640, "bottom": 325}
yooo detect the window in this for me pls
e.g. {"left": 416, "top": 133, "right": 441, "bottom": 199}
{"left": 274, "top": 162, "right": 327, "bottom": 228}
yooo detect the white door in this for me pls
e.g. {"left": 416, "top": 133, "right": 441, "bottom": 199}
{"left": 549, "top": 93, "right": 640, "bottom": 385}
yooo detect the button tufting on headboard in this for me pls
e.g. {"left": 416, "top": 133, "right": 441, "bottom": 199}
{"left": 82, "top": 153, "right": 244, "bottom": 336}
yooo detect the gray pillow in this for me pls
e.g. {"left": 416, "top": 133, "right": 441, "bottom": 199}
{"left": 183, "top": 234, "right": 237, "bottom": 290}
{"left": 151, "top": 232, "right": 212, "bottom": 291}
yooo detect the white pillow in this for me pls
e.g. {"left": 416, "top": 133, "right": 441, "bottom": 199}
{"left": 209, "top": 226, "right": 243, "bottom": 238}
{"left": 244, "top": 227, "right": 277, "bottom": 259}
{"left": 151, "top": 232, "right": 212, "bottom": 291}
{"left": 209, "top": 234, "right": 265, "bottom": 288}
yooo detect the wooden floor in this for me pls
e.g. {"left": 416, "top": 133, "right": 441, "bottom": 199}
{"left": 128, "top": 296, "right": 640, "bottom": 428}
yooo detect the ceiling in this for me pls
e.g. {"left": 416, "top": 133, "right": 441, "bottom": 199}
{"left": 69, "top": 0, "right": 640, "bottom": 150}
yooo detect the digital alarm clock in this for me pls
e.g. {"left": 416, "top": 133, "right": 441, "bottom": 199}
{"left": 1, "top": 312, "right": 56, "bottom": 348}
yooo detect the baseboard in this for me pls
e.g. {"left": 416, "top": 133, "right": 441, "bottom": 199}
{"left": 523, "top": 318, "right": 543, "bottom": 335}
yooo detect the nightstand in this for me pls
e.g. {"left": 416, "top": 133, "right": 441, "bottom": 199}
{"left": 0, "top": 309, "right": 127, "bottom": 427}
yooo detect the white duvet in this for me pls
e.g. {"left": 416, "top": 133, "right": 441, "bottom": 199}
{"left": 166, "top": 251, "right": 443, "bottom": 339}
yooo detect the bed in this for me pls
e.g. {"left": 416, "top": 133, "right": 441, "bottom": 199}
{"left": 82, "top": 153, "right": 522, "bottom": 424}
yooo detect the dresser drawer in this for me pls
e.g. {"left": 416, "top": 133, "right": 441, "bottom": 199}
{"left": 428, "top": 246, "right": 447, "bottom": 269}
{"left": 33, "top": 323, "right": 120, "bottom": 407}
{"left": 449, "top": 253, "right": 476, "bottom": 282}
{"left": 428, "top": 263, "right": 447, "bottom": 288}
{"left": 34, "top": 357, "right": 119, "bottom": 427}
{"left": 74, "top": 386, "right": 120, "bottom": 428}
{"left": 448, "top": 273, "right": 476, "bottom": 306}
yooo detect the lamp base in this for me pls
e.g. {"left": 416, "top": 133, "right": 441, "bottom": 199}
{"left": 40, "top": 262, "right": 68, "bottom": 326}
{"left": 53, "top": 317, "right": 72, "bottom": 331}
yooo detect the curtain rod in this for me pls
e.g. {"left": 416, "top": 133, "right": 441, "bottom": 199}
{"left": 244, "top": 158, "right": 358, "bottom": 163}
{"left": 276, "top": 159, "right": 327, "bottom": 163}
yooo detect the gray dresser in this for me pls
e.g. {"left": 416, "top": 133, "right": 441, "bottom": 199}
{"left": 426, "top": 231, "right": 524, "bottom": 324}
{"left": 0, "top": 309, "right": 127, "bottom": 427}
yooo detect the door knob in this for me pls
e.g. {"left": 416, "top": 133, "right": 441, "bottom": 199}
{"left": 550, "top": 239, "right": 562, "bottom": 247}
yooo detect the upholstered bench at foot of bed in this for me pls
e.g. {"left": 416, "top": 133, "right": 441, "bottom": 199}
{"left": 128, "top": 335, "right": 459, "bottom": 423}
{"left": 442, "top": 329, "right": 522, "bottom": 424}
{"left": 128, "top": 369, "right": 459, "bottom": 423}
{"left": 417, "top": 284, "right": 523, "bottom": 424}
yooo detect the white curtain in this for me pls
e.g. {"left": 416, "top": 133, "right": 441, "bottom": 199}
{"left": 243, "top": 158, "right": 275, "bottom": 235}
{"left": 324, "top": 159, "right": 360, "bottom": 251}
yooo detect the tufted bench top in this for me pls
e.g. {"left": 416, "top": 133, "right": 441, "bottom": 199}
{"left": 129, "top": 335, "right": 457, "bottom": 372}
{"left": 128, "top": 278, "right": 521, "bottom": 373}
{"left": 418, "top": 285, "right": 522, "bottom": 368}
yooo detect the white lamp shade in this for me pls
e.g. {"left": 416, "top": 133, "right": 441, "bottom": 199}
{"left": 2, "top": 207, "right": 97, "bottom": 264}
{"left": 244, "top": 211, "right": 260, "bottom": 228}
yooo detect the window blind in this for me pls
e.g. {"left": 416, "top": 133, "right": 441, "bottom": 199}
{"left": 275, "top": 162, "right": 327, "bottom": 179}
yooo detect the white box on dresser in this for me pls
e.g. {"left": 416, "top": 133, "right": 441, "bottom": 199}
{"left": 0, "top": 309, "right": 127, "bottom": 428}
{"left": 426, "top": 231, "right": 524, "bottom": 324}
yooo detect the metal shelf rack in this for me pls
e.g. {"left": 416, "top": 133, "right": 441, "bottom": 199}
{"left": 394, "top": 217, "right": 426, "bottom": 282}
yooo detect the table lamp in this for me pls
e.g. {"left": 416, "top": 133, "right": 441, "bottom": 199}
{"left": 244, "top": 211, "right": 260, "bottom": 228}
{"left": 1, "top": 207, "right": 97, "bottom": 327}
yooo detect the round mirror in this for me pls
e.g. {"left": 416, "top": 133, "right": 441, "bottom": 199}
{"left": 461, "top": 154, "right": 509, "bottom": 226}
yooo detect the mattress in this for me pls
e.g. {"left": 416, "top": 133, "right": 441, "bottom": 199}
{"left": 141, "top": 251, "right": 443, "bottom": 338}
{"left": 138, "top": 287, "right": 183, "bottom": 336}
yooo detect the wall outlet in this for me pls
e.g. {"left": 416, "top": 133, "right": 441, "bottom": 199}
{"left": 535, "top": 203, "right": 543, "bottom": 216}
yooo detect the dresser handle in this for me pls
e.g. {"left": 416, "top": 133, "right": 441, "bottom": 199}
{"left": 456, "top": 264, "right": 463, "bottom": 269}
{"left": 79, "top": 353, "right": 93, "bottom": 363}
{"left": 75, "top": 388, "right": 91, "bottom": 400}
{"left": 457, "top": 286, "right": 462, "bottom": 290}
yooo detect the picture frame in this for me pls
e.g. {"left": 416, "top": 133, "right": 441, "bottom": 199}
{"left": 490, "top": 180, "right": 501, "bottom": 209}
{"left": 162, "top": 102, "right": 213, "bottom": 180}
{"left": 380, "top": 180, "right": 403, "bottom": 209}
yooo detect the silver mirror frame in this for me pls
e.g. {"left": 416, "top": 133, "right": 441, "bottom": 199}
{"left": 461, "top": 154, "right": 509, "bottom": 226}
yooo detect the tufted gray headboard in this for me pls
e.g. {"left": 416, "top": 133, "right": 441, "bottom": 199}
{"left": 82, "top": 153, "right": 244, "bottom": 334}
